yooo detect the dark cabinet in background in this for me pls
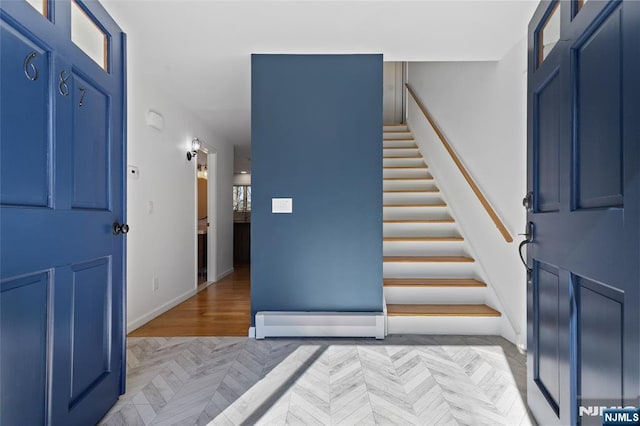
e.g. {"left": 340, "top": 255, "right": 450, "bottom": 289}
{"left": 234, "top": 222, "right": 250, "bottom": 265}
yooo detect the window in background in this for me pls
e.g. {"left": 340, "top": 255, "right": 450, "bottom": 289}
{"left": 233, "top": 185, "right": 251, "bottom": 222}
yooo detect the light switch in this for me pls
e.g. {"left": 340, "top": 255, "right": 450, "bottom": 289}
{"left": 272, "top": 198, "right": 293, "bottom": 214}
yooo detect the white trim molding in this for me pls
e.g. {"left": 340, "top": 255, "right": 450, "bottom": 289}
{"left": 127, "top": 288, "right": 197, "bottom": 333}
{"left": 216, "top": 267, "right": 234, "bottom": 282}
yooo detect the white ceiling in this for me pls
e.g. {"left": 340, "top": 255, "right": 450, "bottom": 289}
{"left": 101, "top": 0, "right": 538, "bottom": 147}
{"left": 234, "top": 145, "right": 252, "bottom": 174}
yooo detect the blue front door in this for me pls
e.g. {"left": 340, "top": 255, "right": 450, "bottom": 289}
{"left": 526, "top": 0, "right": 640, "bottom": 425}
{"left": 0, "top": 1, "right": 126, "bottom": 424}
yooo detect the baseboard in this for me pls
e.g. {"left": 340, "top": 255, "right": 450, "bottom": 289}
{"left": 127, "top": 288, "right": 197, "bottom": 333}
{"left": 499, "top": 316, "right": 519, "bottom": 346}
{"left": 216, "top": 267, "right": 234, "bottom": 282}
{"left": 197, "top": 280, "right": 214, "bottom": 293}
{"left": 255, "top": 311, "right": 385, "bottom": 339}
{"left": 248, "top": 327, "right": 256, "bottom": 338}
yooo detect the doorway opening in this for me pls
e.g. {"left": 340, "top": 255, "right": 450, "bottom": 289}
{"left": 383, "top": 61, "right": 407, "bottom": 124}
{"left": 233, "top": 183, "right": 251, "bottom": 265}
{"left": 233, "top": 145, "right": 251, "bottom": 267}
{"left": 196, "top": 149, "right": 210, "bottom": 287}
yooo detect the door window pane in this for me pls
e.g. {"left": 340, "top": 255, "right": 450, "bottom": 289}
{"left": 233, "top": 185, "right": 251, "bottom": 222}
{"left": 25, "top": 0, "right": 48, "bottom": 18}
{"left": 539, "top": 2, "right": 560, "bottom": 65}
{"left": 71, "top": 0, "right": 108, "bottom": 71}
{"left": 577, "top": 0, "right": 590, "bottom": 14}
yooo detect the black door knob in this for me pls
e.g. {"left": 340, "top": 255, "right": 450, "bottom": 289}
{"left": 113, "top": 222, "right": 130, "bottom": 235}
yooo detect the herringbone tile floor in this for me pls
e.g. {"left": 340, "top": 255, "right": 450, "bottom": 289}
{"left": 100, "top": 336, "right": 532, "bottom": 426}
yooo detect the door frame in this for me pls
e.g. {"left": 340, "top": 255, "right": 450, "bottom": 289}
{"left": 207, "top": 151, "right": 218, "bottom": 282}
{"left": 194, "top": 147, "right": 218, "bottom": 288}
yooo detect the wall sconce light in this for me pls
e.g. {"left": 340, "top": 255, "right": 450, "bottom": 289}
{"left": 187, "top": 138, "right": 201, "bottom": 161}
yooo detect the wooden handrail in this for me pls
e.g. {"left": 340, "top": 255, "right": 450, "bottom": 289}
{"left": 405, "top": 83, "right": 513, "bottom": 243}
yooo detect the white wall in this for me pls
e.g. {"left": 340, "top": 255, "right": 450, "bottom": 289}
{"left": 407, "top": 39, "right": 528, "bottom": 346}
{"left": 383, "top": 62, "right": 404, "bottom": 124}
{"left": 125, "top": 44, "right": 234, "bottom": 333}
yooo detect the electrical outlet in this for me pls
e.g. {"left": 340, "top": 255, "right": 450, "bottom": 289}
{"left": 153, "top": 277, "right": 159, "bottom": 291}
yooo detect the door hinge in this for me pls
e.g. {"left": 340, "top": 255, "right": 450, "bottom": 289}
{"left": 522, "top": 191, "right": 534, "bottom": 212}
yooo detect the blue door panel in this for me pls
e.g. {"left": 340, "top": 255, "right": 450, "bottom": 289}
{"left": 0, "top": 20, "right": 51, "bottom": 207}
{"left": 0, "top": 209, "right": 116, "bottom": 278}
{"left": 0, "top": 272, "right": 49, "bottom": 426}
{"left": 534, "top": 263, "right": 561, "bottom": 413}
{"left": 71, "top": 72, "right": 110, "bottom": 210}
{"left": 70, "top": 258, "right": 111, "bottom": 404}
{"left": 577, "top": 278, "right": 623, "bottom": 403}
{"left": 534, "top": 70, "right": 561, "bottom": 213}
{"left": 526, "top": 212, "right": 625, "bottom": 285}
{"left": 574, "top": 6, "right": 623, "bottom": 210}
{"left": 48, "top": 265, "right": 120, "bottom": 426}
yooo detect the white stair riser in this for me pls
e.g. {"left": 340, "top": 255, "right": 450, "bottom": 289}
{"left": 383, "top": 133, "right": 413, "bottom": 139}
{"left": 383, "top": 169, "right": 431, "bottom": 179}
{"left": 383, "top": 262, "right": 476, "bottom": 278}
{"left": 383, "top": 147, "right": 419, "bottom": 157}
{"left": 384, "top": 193, "right": 444, "bottom": 205}
{"left": 383, "top": 180, "right": 438, "bottom": 191}
{"left": 384, "top": 287, "right": 486, "bottom": 304}
{"left": 383, "top": 126, "right": 409, "bottom": 132}
{"left": 387, "top": 316, "right": 501, "bottom": 335}
{"left": 383, "top": 157, "right": 426, "bottom": 167}
{"left": 384, "top": 209, "right": 452, "bottom": 222}
{"left": 383, "top": 241, "right": 468, "bottom": 257}
{"left": 384, "top": 141, "right": 418, "bottom": 149}
{"left": 383, "top": 223, "right": 460, "bottom": 237}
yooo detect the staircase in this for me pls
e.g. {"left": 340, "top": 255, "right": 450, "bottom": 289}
{"left": 382, "top": 124, "right": 502, "bottom": 335}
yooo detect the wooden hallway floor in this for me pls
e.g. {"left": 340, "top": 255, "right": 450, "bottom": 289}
{"left": 129, "top": 266, "right": 251, "bottom": 337}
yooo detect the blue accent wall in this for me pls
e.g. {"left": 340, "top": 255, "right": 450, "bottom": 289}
{"left": 251, "top": 54, "right": 383, "bottom": 322}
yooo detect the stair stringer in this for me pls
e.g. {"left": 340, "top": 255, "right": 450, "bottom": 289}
{"left": 407, "top": 108, "right": 524, "bottom": 347}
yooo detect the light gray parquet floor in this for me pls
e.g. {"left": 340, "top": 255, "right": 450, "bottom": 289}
{"left": 100, "top": 335, "right": 532, "bottom": 426}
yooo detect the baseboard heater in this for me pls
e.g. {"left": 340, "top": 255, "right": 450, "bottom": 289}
{"left": 255, "top": 311, "right": 385, "bottom": 339}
